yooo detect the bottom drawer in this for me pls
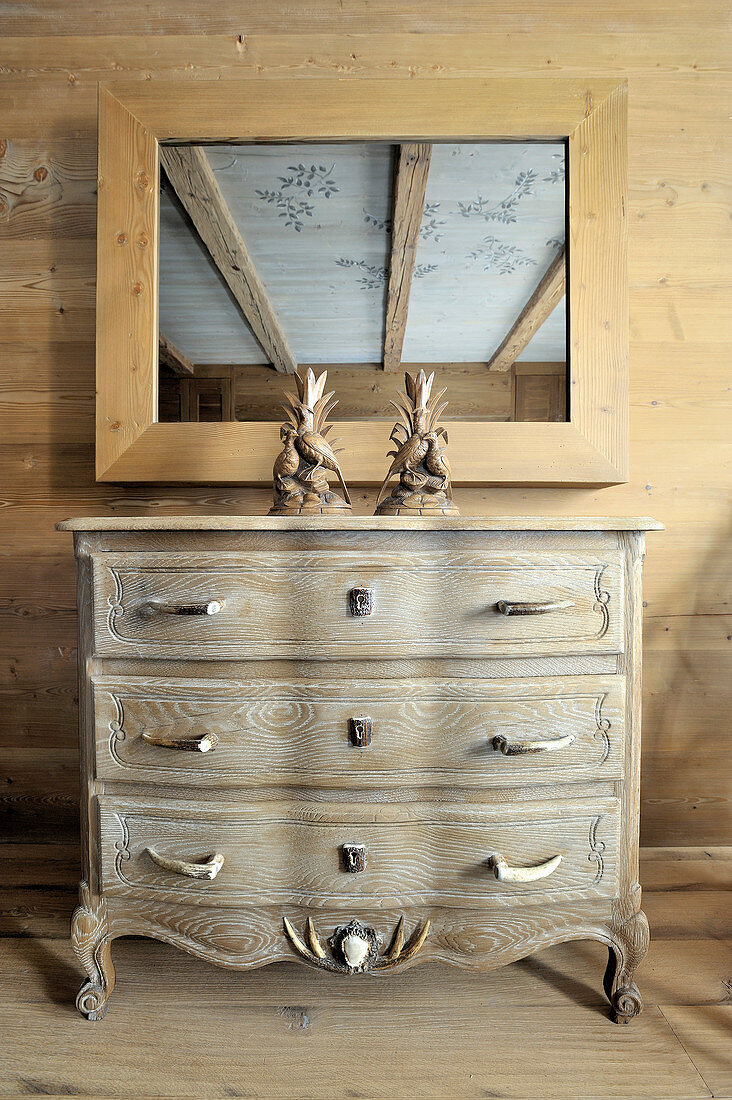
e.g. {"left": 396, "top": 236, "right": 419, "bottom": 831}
{"left": 100, "top": 796, "right": 619, "bottom": 910}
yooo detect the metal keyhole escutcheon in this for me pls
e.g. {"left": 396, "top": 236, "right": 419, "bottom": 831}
{"left": 349, "top": 587, "right": 374, "bottom": 617}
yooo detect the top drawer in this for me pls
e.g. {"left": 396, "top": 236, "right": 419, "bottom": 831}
{"left": 91, "top": 549, "right": 624, "bottom": 660}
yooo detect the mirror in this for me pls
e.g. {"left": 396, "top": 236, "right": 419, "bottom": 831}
{"left": 158, "top": 141, "right": 567, "bottom": 427}
{"left": 96, "top": 76, "right": 627, "bottom": 484}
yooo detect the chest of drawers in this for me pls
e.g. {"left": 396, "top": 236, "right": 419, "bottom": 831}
{"left": 58, "top": 515, "right": 660, "bottom": 1022}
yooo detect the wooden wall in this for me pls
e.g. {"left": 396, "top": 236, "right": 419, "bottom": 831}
{"left": 157, "top": 362, "right": 566, "bottom": 423}
{"left": 1, "top": 7, "right": 730, "bottom": 932}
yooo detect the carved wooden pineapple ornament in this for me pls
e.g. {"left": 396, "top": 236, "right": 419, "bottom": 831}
{"left": 269, "top": 367, "right": 352, "bottom": 515}
{"left": 375, "top": 369, "right": 459, "bottom": 516}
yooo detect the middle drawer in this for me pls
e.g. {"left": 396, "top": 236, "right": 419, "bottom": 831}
{"left": 94, "top": 674, "right": 625, "bottom": 790}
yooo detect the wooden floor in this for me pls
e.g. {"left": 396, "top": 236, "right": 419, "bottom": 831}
{"left": 1, "top": 849, "right": 730, "bottom": 1099}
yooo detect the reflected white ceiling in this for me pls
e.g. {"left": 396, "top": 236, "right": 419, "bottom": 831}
{"left": 158, "top": 141, "right": 566, "bottom": 366}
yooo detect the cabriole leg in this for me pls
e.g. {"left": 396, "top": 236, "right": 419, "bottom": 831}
{"left": 71, "top": 881, "right": 116, "bottom": 1020}
{"left": 604, "top": 908, "right": 649, "bottom": 1024}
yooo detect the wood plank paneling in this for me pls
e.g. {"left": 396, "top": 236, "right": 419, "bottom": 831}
{"left": 0, "top": 14, "right": 729, "bottom": 911}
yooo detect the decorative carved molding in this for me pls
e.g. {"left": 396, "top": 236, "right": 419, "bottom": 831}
{"left": 283, "top": 915, "right": 430, "bottom": 973}
{"left": 71, "top": 881, "right": 116, "bottom": 1021}
{"left": 107, "top": 693, "right": 127, "bottom": 767}
{"left": 588, "top": 816, "right": 606, "bottom": 884}
{"left": 593, "top": 564, "right": 611, "bottom": 637}
{"left": 375, "top": 370, "right": 459, "bottom": 516}
{"left": 269, "top": 368, "right": 352, "bottom": 515}
{"left": 106, "top": 567, "right": 124, "bottom": 640}
{"left": 594, "top": 693, "right": 612, "bottom": 764}
{"left": 113, "top": 813, "right": 132, "bottom": 886}
{"left": 605, "top": 898, "right": 649, "bottom": 1024}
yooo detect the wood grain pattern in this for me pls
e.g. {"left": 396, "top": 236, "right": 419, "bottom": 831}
{"left": 89, "top": 548, "right": 625, "bottom": 659}
{"left": 514, "top": 362, "right": 567, "bottom": 422}
{"left": 384, "top": 143, "right": 432, "bottom": 372}
{"left": 99, "top": 795, "right": 620, "bottom": 908}
{"left": 158, "top": 333, "right": 194, "bottom": 376}
{"left": 64, "top": 521, "right": 649, "bottom": 1019}
{"left": 159, "top": 361, "right": 518, "bottom": 422}
{"left": 93, "top": 75, "right": 629, "bottom": 484}
{"left": 659, "top": 1006, "right": 732, "bottom": 1098}
{"left": 0, "top": 13, "right": 728, "bottom": 1035}
{"left": 58, "top": 515, "right": 662, "bottom": 532}
{"left": 95, "top": 87, "right": 159, "bottom": 480}
{"left": 93, "top": 673, "right": 625, "bottom": 789}
{"left": 568, "top": 83, "right": 629, "bottom": 480}
{"left": 375, "top": 368, "right": 458, "bottom": 514}
{"left": 0, "top": 976, "right": 717, "bottom": 1100}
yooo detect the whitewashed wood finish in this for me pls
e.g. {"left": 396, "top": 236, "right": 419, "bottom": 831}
{"left": 99, "top": 796, "right": 620, "bottom": 909}
{"left": 58, "top": 515, "right": 662, "bottom": 532}
{"left": 65, "top": 518, "right": 653, "bottom": 1021}
{"left": 106, "top": 896, "right": 620, "bottom": 976}
{"left": 90, "top": 549, "right": 624, "bottom": 659}
{"left": 93, "top": 674, "right": 624, "bottom": 789}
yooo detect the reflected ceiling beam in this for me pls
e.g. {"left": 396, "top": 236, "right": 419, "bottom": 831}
{"left": 383, "top": 143, "right": 432, "bottom": 372}
{"left": 486, "top": 245, "right": 566, "bottom": 372}
{"left": 160, "top": 145, "right": 297, "bottom": 374}
{"left": 158, "top": 333, "right": 195, "bottom": 376}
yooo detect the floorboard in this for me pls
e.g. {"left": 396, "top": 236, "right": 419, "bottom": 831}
{"left": 661, "top": 1006, "right": 732, "bottom": 1099}
{"left": 1, "top": 883, "right": 730, "bottom": 1099}
{"left": 0, "top": 998, "right": 712, "bottom": 1100}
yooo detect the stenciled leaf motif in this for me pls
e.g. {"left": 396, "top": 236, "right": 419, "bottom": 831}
{"left": 456, "top": 168, "right": 539, "bottom": 225}
{"left": 335, "top": 258, "right": 438, "bottom": 291}
{"left": 334, "top": 257, "right": 387, "bottom": 290}
{"left": 256, "top": 162, "right": 338, "bottom": 232}
{"left": 256, "top": 188, "right": 315, "bottom": 231}
{"left": 363, "top": 208, "right": 392, "bottom": 233}
{"left": 280, "top": 162, "right": 339, "bottom": 198}
{"left": 420, "top": 201, "right": 447, "bottom": 242}
{"left": 468, "top": 236, "right": 538, "bottom": 275}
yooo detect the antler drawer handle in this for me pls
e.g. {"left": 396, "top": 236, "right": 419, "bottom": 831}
{"left": 496, "top": 599, "right": 574, "bottom": 616}
{"left": 146, "top": 600, "right": 224, "bottom": 616}
{"left": 487, "top": 852, "right": 562, "bottom": 883}
{"left": 141, "top": 731, "right": 219, "bottom": 753}
{"left": 491, "top": 733, "right": 575, "bottom": 756}
{"left": 146, "top": 848, "right": 225, "bottom": 880}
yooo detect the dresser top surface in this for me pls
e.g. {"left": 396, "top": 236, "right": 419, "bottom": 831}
{"left": 57, "top": 515, "right": 663, "bottom": 533}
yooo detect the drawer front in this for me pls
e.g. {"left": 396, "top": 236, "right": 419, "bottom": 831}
{"left": 100, "top": 797, "right": 619, "bottom": 910}
{"left": 95, "top": 674, "right": 625, "bottom": 789}
{"left": 91, "top": 549, "right": 624, "bottom": 659}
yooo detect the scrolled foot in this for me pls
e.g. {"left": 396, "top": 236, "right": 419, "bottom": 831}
{"left": 76, "top": 979, "right": 111, "bottom": 1021}
{"left": 605, "top": 903, "right": 649, "bottom": 1025}
{"left": 71, "top": 881, "right": 116, "bottom": 1020}
{"left": 609, "top": 980, "right": 643, "bottom": 1024}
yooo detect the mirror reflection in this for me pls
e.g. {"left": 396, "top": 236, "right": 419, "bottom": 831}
{"left": 158, "top": 141, "right": 567, "bottom": 425}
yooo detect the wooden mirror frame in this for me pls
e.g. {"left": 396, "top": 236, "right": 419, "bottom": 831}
{"left": 96, "top": 76, "right": 628, "bottom": 485}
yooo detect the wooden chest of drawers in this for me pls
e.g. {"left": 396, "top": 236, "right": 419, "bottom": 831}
{"left": 58, "top": 516, "right": 660, "bottom": 1021}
